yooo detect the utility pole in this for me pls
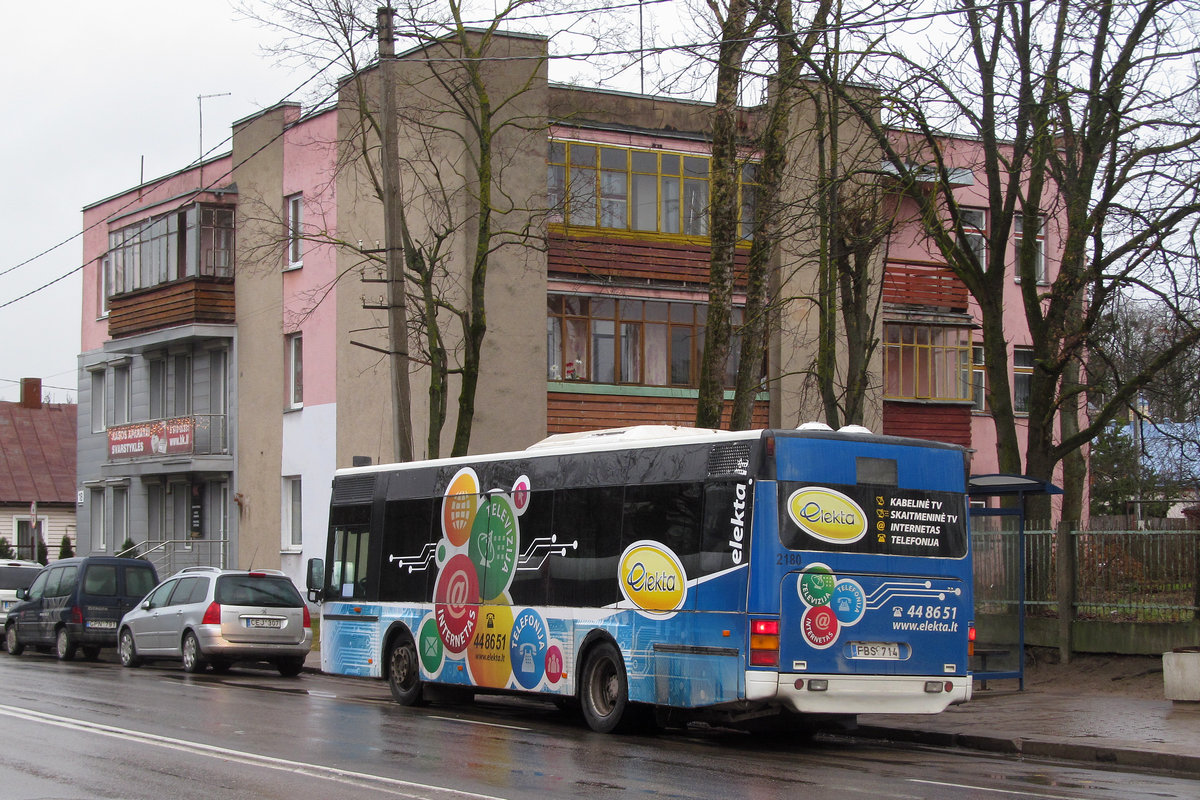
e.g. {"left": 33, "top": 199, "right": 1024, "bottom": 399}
{"left": 377, "top": 5, "right": 415, "bottom": 463}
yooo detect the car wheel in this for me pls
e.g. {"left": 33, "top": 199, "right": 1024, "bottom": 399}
{"left": 55, "top": 627, "right": 77, "bottom": 661}
{"left": 5, "top": 625, "right": 23, "bottom": 656}
{"left": 181, "top": 631, "right": 206, "bottom": 673}
{"left": 580, "top": 640, "right": 630, "bottom": 733}
{"left": 118, "top": 629, "right": 142, "bottom": 668}
{"left": 387, "top": 634, "right": 424, "bottom": 705}
{"left": 277, "top": 657, "right": 305, "bottom": 677}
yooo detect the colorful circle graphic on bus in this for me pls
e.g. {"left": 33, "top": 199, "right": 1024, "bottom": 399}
{"left": 798, "top": 564, "right": 835, "bottom": 606}
{"left": 443, "top": 467, "right": 480, "bottom": 547}
{"left": 509, "top": 608, "right": 548, "bottom": 689}
{"left": 544, "top": 644, "right": 564, "bottom": 685}
{"left": 802, "top": 604, "right": 839, "bottom": 648}
{"left": 468, "top": 604, "right": 514, "bottom": 688}
{"left": 511, "top": 475, "right": 531, "bottom": 514}
{"left": 470, "top": 494, "right": 520, "bottom": 602}
{"left": 434, "top": 553, "right": 480, "bottom": 654}
{"left": 797, "top": 563, "right": 866, "bottom": 648}
{"left": 618, "top": 541, "right": 688, "bottom": 614}
{"left": 830, "top": 578, "right": 866, "bottom": 625}
{"left": 418, "top": 615, "right": 444, "bottom": 675}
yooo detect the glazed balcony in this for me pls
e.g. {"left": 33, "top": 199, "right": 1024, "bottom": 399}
{"left": 107, "top": 276, "right": 235, "bottom": 339}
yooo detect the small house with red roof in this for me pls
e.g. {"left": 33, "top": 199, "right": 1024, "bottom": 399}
{"left": 0, "top": 378, "right": 76, "bottom": 561}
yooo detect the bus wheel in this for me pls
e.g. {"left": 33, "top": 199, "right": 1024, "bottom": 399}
{"left": 387, "top": 634, "right": 425, "bottom": 706}
{"left": 580, "top": 640, "right": 629, "bottom": 733}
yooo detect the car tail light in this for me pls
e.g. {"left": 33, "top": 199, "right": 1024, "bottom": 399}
{"left": 201, "top": 602, "right": 222, "bottom": 625}
{"left": 68, "top": 606, "right": 83, "bottom": 624}
{"left": 750, "top": 618, "right": 780, "bottom": 667}
{"left": 302, "top": 605, "right": 311, "bottom": 628}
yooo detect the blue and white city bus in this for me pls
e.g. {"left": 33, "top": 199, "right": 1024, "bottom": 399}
{"left": 309, "top": 424, "right": 974, "bottom": 733}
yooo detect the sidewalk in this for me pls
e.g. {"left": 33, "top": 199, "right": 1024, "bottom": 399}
{"left": 855, "top": 658, "right": 1200, "bottom": 776}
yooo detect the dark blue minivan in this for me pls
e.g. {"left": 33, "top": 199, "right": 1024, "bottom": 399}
{"left": 4, "top": 557, "right": 158, "bottom": 660}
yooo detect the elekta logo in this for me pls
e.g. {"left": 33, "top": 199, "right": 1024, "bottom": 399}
{"left": 729, "top": 481, "right": 750, "bottom": 563}
{"left": 787, "top": 487, "right": 867, "bottom": 544}
{"left": 619, "top": 541, "right": 687, "bottom": 614}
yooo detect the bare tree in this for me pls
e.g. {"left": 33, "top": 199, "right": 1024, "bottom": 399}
{"left": 799, "top": 0, "right": 1200, "bottom": 521}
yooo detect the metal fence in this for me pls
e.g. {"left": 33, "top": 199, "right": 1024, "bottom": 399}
{"left": 973, "top": 525, "right": 1200, "bottom": 623}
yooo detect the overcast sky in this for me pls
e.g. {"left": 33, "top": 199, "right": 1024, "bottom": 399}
{"left": 0, "top": 1, "right": 682, "bottom": 404}
{"left": 0, "top": 3, "right": 306, "bottom": 403}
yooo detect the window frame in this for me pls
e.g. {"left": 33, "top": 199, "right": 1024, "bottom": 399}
{"left": 959, "top": 208, "right": 987, "bottom": 267}
{"left": 286, "top": 333, "right": 304, "bottom": 409}
{"left": 283, "top": 476, "right": 303, "bottom": 551}
{"left": 1014, "top": 214, "right": 1047, "bottom": 285}
{"left": 882, "top": 323, "right": 974, "bottom": 403}
{"left": 286, "top": 193, "right": 304, "bottom": 269}
{"left": 1013, "top": 346, "right": 1035, "bottom": 415}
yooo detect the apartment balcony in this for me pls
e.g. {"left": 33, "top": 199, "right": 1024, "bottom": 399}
{"left": 102, "top": 415, "right": 230, "bottom": 478}
{"left": 108, "top": 277, "right": 234, "bottom": 339}
{"left": 884, "top": 262, "right": 969, "bottom": 311}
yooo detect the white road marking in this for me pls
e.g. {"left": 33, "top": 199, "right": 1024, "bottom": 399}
{"left": 910, "top": 778, "right": 1081, "bottom": 798}
{"left": 427, "top": 715, "right": 531, "bottom": 731}
{"left": 0, "top": 702, "right": 507, "bottom": 800}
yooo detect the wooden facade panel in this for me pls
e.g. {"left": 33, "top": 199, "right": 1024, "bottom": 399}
{"left": 547, "top": 391, "right": 769, "bottom": 435}
{"left": 548, "top": 230, "right": 747, "bottom": 286}
{"left": 108, "top": 279, "right": 235, "bottom": 338}
{"left": 883, "top": 263, "right": 969, "bottom": 311}
{"left": 881, "top": 401, "right": 972, "bottom": 447}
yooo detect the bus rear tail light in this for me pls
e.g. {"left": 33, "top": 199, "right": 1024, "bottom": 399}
{"left": 202, "top": 602, "right": 222, "bottom": 625}
{"left": 750, "top": 618, "right": 779, "bottom": 667}
{"left": 968, "top": 623, "right": 976, "bottom": 657}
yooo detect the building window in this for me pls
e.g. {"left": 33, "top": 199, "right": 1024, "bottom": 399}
{"left": 883, "top": 323, "right": 973, "bottom": 402}
{"left": 14, "top": 517, "right": 44, "bottom": 561}
{"left": 959, "top": 208, "right": 986, "bottom": 266}
{"left": 286, "top": 194, "right": 303, "bottom": 268}
{"left": 99, "top": 256, "right": 112, "bottom": 318}
{"left": 113, "top": 364, "right": 131, "bottom": 425}
{"left": 972, "top": 346, "right": 988, "bottom": 412}
{"left": 148, "top": 358, "right": 166, "bottom": 420}
{"left": 547, "top": 294, "right": 746, "bottom": 388}
{"left": 105, "top": 204, "right": 233, "bottom": 299}
{"left": 548, "top": 141, "right": 754, "bottom": 239}
{"left": 90, "top": 369, "right": 106, "bottom": 433}
{"left": 284, "top": 477, "right": 303, "bottom": 549}
{"left": 1015, "top": 214, "right": 1046, "bottom": 284}
{"left": 113, "top": 487, "right": 128, "bottom": 551}
{"left": 90, "top": 489, "right": 107, "bottom": 552}
{"left": 173, "top": 353, "right": 192, "bottom": 415}
{"left": 1013, "top": 347, "right": 1034, "bottom": 415}
{"left": 287, "top": 333, "right": 304, "bottom": 409}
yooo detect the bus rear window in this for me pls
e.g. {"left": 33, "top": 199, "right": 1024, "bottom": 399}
{"left": 779, "top": 482, "right": 967, "bottom": 558}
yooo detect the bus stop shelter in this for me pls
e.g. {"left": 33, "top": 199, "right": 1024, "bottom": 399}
{"left": 967, "top": 474, "right": 1062, "bottom": 689}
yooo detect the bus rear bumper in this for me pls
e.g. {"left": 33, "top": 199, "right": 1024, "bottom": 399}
{"left": 747, "top": 671, "right": 972, "bottom": 714}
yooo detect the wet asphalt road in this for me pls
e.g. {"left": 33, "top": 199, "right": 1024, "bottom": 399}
{"left": 0, "top": 650, "right": 1194, "bottom": 800}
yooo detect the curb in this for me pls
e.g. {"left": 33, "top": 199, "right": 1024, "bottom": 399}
{"left": 852, "top": 723, "right": 1200, "bottom": 777}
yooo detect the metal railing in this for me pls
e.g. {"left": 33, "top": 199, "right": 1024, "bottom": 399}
{"left": 116, "top": 539, "right": 228, "bottom": 577}
{"left": 972, "top": 527, "right": 1200, "bottom": 623}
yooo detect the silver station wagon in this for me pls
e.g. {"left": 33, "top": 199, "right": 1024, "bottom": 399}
{"left": 118, "top": 567, "right": 312, "bottom": 676}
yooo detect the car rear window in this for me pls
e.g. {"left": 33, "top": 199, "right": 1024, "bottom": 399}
{"left": 0, "top": 566, "right": 39, "bottom": 591}
{"left": 216, "top": 575, "right": 303, "bottom": 608}
{"left": 126, "top": 565, "right": 158, "bottom": 598}
{"left": 83, "top": 565, "right": 119, "bottom": 596}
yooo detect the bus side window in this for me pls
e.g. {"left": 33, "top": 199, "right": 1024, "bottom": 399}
{"left": 380, "top": 499, "right": 435, "bottom": 602}
{"left": 548, "top": 486, "right": 624, "bottom": 608}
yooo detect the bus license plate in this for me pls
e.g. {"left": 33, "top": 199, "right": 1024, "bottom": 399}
{"left": 247, "top": 618, "right": 282, "bottom": 629}
{"left": 851, "top": 642, "right": 900, "bottom": 660}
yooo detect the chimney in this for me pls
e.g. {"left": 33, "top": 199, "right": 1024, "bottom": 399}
{"left": 20, "top": 378, "right": 42, "bottom": 409}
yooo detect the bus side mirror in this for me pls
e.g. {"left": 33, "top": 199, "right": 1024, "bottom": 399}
{"left": 306, "top": 557, "right": 324, "bottom": 603}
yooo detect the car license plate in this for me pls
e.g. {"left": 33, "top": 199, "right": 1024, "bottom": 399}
{"left": 850, "top": 642, "right": 900, "bottom": 660}
{"left": 246, "top": 618, "right": 282, "bottom": 629}
{"left": 87, "top": 620, "right": 117, "bottom": 630}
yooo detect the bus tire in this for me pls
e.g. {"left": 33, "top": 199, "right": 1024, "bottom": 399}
{"left": 579, "top": 640, "right": 629, "bottom": 733}
{"left": 387, "top": 633, "right": 425, "bottom": 706}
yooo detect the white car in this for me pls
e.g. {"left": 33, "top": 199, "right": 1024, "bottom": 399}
{"left": 0, "top": 561, "right": 42, "bottom": 616}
